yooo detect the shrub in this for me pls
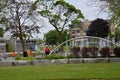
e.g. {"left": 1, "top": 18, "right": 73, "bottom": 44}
{"left": 81, "top": 47, "right": 89, "bottom": 58}
{"left": 7, "top": 44, "right": 13, "bottom": 52}
{"left": 100, "top": 47, "right": 110, "bottom": 57}
{"left": 39, "top": 46, "right": 44, "bottom": 51}
{"left": 70, "top": 46, "right": 80, "bottom": 58}
{"left": 15, "top": 56, "right": 37, "bottom": 60}
{"left": 45, "top": 54, "right": 64, "bottom": 59}
{"left": 88, "top": 47, "right": 99, "bottom": 58}
{"left": 113, "top": 47, "right": 120, "bottom": 57}
{"left": 0, "top": 57, "right": 2, "bottom": 61}
{"left": 24, "top": 57, "right": 37, "bottom": 60}
{"left": 66, "top": 54, "right": 73, "bottom": 59}
{"left": 15, "top": 55, "right": 22, "bottom": 60}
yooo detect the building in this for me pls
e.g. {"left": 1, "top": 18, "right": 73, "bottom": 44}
{"left": 14, "top": 38, "right": 38, "bottom": 52}
{"left": 0, "top": 37, "right": 6, "bottom": 53}
{"left": 0, "top": 37, "right": 38, "bottom": 52}
{"left": 69, "top": 24, "right": 81, "bottom": 38}
{"left": 69, "top": 19, "right": 91, "bottom": 38}
{"left": 69, "top": 19, "right": 115, "bottom": 47}
{"left": 69, "top": 19, "right": 91, "bottom": 46}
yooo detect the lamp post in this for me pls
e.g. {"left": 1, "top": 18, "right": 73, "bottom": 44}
{"left": 13, "top": 37, "right": 16, "bottom": 52}
{"left": 10, "top": 31, "right": 17, "bottom": 52}
{"left": 65, "top": 31, "right": 69, "bottom": 56}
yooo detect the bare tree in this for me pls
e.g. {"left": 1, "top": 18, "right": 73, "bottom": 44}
{"left": 88, "top": 0, "right": 120, "bottom": 27}
{"left": 1, "top": 0, "right": 42, "bottom": 52}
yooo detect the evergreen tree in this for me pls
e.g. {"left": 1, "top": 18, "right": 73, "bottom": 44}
{"left": 86, "top": 18, "right": 110, "bottom": 38}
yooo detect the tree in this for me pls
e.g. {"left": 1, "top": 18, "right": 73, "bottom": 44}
{"left": 89, "top": 0, "right": 120, "bottom": 27}
{"left": 69, "top": 19, "right": 82, "bottom": 29}
{"left": 45, "top": 30, "right": 59, "bottom": 45}
{"left": 37, "top": 39, "right": 44, "bottom": 44}
{"left": 86, "top": 18, "right": 110, "bottom": 38}
{"left": 114, "top": 27, "right": 120, "bottom": 43}
{"left": 0, "top": 28, "right": 3, "bottom": 37}
{"left": 101, "top": 0, "right": 120, "bottom": 27}
{"left": 0, "top": 0, "right": 7, "bottom": 37}
{"left": 0, "top": 0, "right": 8, "bottom": 23}
{"left": 0, "top": 0, "right": 41, "bottom": 52}
{"left": 35, "top": 0, "right": 84, "bottom": 45}
{"left": 45, "top": 29, "right": 70, "bottom": 45}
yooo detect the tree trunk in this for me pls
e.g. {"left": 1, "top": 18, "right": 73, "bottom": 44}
{"left": 58, "top": 31, "right": 64, "bottom": 51}
{"left": 19, "top": 37, "right": 25, "bottom": 53}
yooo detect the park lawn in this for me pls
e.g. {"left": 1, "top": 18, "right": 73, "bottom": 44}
{"left": 0, "top": 62, "right": 120, "bottom": 80}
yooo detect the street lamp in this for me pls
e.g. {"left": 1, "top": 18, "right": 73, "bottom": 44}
{"left": 13, "top": 37, "right": 16, "bottom": 52}
{"left": 10, "top": 31, "right": 17, "bottom": 52}
{"left": 65, "top": 31, "right": 69, "bottom": 56}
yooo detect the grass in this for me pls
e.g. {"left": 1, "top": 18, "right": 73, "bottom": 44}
{"left": 0, "top": 62, "right": 120, "bottom": 80}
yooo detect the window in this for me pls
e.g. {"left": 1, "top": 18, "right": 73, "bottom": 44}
{"left": 0, "top": 41, "right": 5, "bottom": 43}
{"left": 77, "top": 30, "right": 80, "bottom": 33}
{"left": 83, "top": 28, "right": 88, "bottom": 32}
{"left": 72, "top": 31, "right": 75, "bottom": 34}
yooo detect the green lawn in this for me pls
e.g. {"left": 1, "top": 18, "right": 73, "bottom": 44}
{"left": 0, "top": 62, "right": 120, "bottom": 80}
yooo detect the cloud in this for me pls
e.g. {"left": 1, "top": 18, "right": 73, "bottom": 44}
{"left": 65, "top": 0, "right": 109, "bottom": 20}
{"left": 38, "top": 0, "right": 110, "bottom": 39}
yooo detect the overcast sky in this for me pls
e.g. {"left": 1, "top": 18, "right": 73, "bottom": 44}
{"left": 39, "top": 0, "right": 109, "bottom": 39}
{"left": 4, "top": 0, "right": 109, "bottom": 40}
{"left": 65, "top": 0, "right": 109, "bottom": 20}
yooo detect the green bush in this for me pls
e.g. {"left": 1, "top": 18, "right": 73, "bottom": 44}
{"left": 15, "top": 55, "right": 22, "bottom": 60}
{"left": 65, "top": 54, "right": 73, "bottom": 59}
{"left": 45, "top": 54, "right": 64, "bottom": 59}
{"left": 39, "top": 46, "right": 44, "bottom": 51}
{"left": 7, "top": 44, "right": 13, "bottom": 52}
{"left": 0, "top": 57, "right": 2, "bottom": 61}
{"left": 15, "top": 56, "right": 37, "bottom": 60}
{"left": 24, "top": 57, "right": 37, "bottom": 60}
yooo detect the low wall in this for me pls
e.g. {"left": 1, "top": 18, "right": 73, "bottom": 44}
{"left": 0, "top": 58, "right": 120, "bottom": 67}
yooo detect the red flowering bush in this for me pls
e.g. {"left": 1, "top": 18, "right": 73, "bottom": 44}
{"left": 114, "top": 47, "right": 120, "bottom": 57}
{"left": 70, "top": 46, "right": 80, "bottom": 58}
{"left": 88, "top": 47, "right": 99, "bottom": 58}
{"left": 99, "top": 47, "right": 110, "bottom": 57}
{"left": 81, "top": 47, "right": 89, "bottom": 58}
